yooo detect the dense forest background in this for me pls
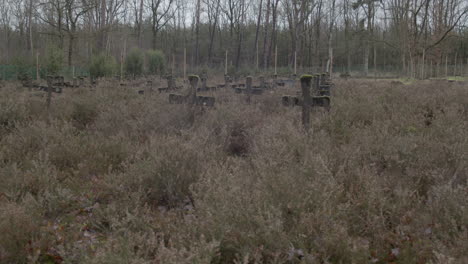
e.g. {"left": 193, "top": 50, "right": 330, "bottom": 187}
{"left": 1, "top": 0, "right": 467, "bottom": 79}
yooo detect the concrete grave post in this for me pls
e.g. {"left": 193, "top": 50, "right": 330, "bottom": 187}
{"left": 187, "top": 75, "right": 199, "bottom": 126}
{"left": 188, "top": 75, "right": 199, "bottom": 105}
{"left": 313, "top": 75, "right": 320, "bottom": 96}
{"left": 167, "top": 75, "right": 174, "bottom": 90}
{"left": 46, "top": 76, "right": 53, "bottom": 110}
{"left": 259, "top": 76, "right": 265, "bottom": 89}
{"left": 224, "top": 74, "right": 230, "bottom": 87}
{"left": 246, "top": 76, "right": 253, "bottom": 104}
{"left": 147, "top": 80, "right": 153, "bottom": 93}
{"left": 201, "top": 75, "right": 207, "bottom": 91}
{"left": 301, "top": 75, "right": 313, "bottom": 131}
{"left": 26, "top": 77, "right": 33, "bottom": 91}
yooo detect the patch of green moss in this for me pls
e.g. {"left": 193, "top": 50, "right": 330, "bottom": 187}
{"left": 444, "top": 76, "right": 468, "bottom": 82}
{"left": 406, "top": 126, "right": 418, "bottom": 134}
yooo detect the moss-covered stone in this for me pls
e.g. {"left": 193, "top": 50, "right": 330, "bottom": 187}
{"left": 300, "top": 74, "right": 314, "bottom": 81}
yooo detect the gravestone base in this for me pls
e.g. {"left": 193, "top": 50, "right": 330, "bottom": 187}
{"left": 282, "top": 95, "right": 330, "bottom": 109}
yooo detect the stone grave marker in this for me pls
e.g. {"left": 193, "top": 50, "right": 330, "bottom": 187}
{"left": 281, "top": 74, "right": 331, "bottom": 128}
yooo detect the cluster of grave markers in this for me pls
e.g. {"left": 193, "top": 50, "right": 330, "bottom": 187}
{"left": 164, "top": 73, "right": 333, "bottom": 131}
{"left": 163, "top": 73, "right": 332, "bottom": 113}
{"left": 135, "top": 75, "right": 184, "bottom": 95}
{"left": 22, "top": 75, "right": 87, "bottom": 92}
{"left": 20, "top": 75, "right": 88, "bottom": 110}
{"left": 165, "top": 74, "right": 268, "bottom": 107}
{"left": 164, "top": 74, "right": 292, "bottom": 106}
{"left": 14, "top": 72, "right": 332, "bottom": 130}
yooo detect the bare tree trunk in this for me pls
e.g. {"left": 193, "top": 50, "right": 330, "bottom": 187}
{"left": 373, "top": 43, "right": 377, "bottom": 79}
{"left": 253, "top": 0, "right": 263, "bottom": 66}
{"left": 421, "top": 49, "right": 425, "bottom": 79}
{"left": 430, "top": 60, "right": 433, "bottom": 78}
{"left": 99, "top": 0, "right": 106, "bottom": 51}
{"left": 152, "top": 28, "right": 157, "bottom": 50}
{"left": 207, "top": 0, "right": 220, "bottom": 64}
{"left": 138, "top": 0, "right": 144, "bottom": 48}
{"left": 28, "top": 0, "right": 33, "bottom": 59}
{"left": 401, "top": 51, "right": 406, "bottom": 77}
{"left": 344, "top": 0, "right": 351, "bottom": 73}
{"left": 267, "top": 0, "right": 280, "bottom": 69}
{"left": 36, "top": 52, "right": 39, "bottom": 80}
{"left": 466, "top": 58, "right": 468, "bottom": 77}
{"left": 235, "top": 0, "right": 246, "bottom": 69}
{"left": 327, "top": 0, "right": 336, "bottom": 74}
{"left": 68, "top": 34, "right": 74, "bottom": 66}
{"left": 120, "top": 38, "right": 126, "bottom": 80}
{"left": 409, "top": 53, "right": 414, "bottom": 78}
{"left": 262, "top": 0, "right": 271, "bottom": 70}
{"left": 445, "top": 55, "right": 448, "bottom": 77}
{"left": 195, "top": 0, "right": 201, "bottom": 66}
{"left": 363, "top": 35, "right": 369, "bottom": 75}
{"left": 315, "top": 0, "right": 322, "bottom": 70}
{"left": 363, "top": 2, "right": 374, "bottom": 76}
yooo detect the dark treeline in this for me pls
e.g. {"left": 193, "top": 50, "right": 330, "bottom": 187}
{"left": 1, "top": 0, "right": 468, "bottom": 77}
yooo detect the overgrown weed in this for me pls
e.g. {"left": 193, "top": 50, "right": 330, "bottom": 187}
{"left": 0, "top": 79, "right": 466, "bottom": 263}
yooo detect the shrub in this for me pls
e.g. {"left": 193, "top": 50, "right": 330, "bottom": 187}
{"left": 146, "top": 50, "right": 166, "bottom": 76}
{"left": 11, "top": 56, "right": 33, "bottom": 81}
{"left": 45, "top": 129, "right": 129, "bottom": 176}
{"left": 0, "top": 77, "right": 467, "bottom": 263}
{"left": 0, "top": 97, "right": 27, "bottom": 136}
{"left": 71, "top": 101, "right": 99, "bottom": 129}
{"left": 122, "top": 136, "right": 200, "bottom": 208}
{"left": 125, "top": 48, "right": 144, "bottom": 79}
{"left": 0, "top": 162, "right": 58, "bottom": 201}
{"left": 89, "top": 54, "right": 117, "bottom": 78}
{"left": 45, "top": 47, "right": 64, "bottom": 75}
{"left": 0, "top": 201, "right": 41, "bottom": 263}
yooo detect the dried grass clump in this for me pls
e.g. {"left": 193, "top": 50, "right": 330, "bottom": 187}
{"left": 71, "top": 100, "right": 99, "bottom": 129}
{"left": 0, "top": 93, "right": 28, "bottom": 136}
{"left": 0, "top": 78, "right": 466, "bottom": 263}
{"left": 121, "top": 135, "right": 201, "bottom": 208}
{"left": 0, "top": 201, "right": 42, "bottom": 263}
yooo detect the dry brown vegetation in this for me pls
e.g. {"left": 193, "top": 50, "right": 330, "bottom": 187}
{"left": 0, "top": 78, "right": 467, "bottom": 264}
